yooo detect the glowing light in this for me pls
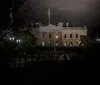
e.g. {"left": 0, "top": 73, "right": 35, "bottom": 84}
{"left": 12, "top": 37, "right": 15, "bottom": 40}
{"left": 42, "top": 42, "right": 45, "bottom": 46}
{"left": 9, "top": 37, "right": 12, "bottom": 40}
{"left": 16, "top": 39, "right": 21, "bottom": 43}
{"left": 56, "top": 34, "right": 58, "bottom": 38}
{"left": 16, "top": 40, "right": 19, "bottom": 42}
{"left": 64, "top": 42, "right": 67, "bottom": 46}
{"left": 9, "top": 37, "right": 15, "bottom": 41}
{"left": 97, "top": 38, "right": 100, "bottom": 41}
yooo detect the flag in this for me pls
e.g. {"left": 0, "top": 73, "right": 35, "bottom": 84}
{"left": 48, "top": 9, "right": 50, "bottom": 16}
{"left": 48, "top": 9, "right": 51, "bottom": 25}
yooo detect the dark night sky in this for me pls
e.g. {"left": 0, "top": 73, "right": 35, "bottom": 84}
{"left": 13, "top": 0, "right": 100, "bottom": 34}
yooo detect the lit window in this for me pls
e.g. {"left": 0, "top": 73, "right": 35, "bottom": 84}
{"left": 64, "top": 34, "right": 67, "bottom": 38}
{"left": 76, "top": 34, "right": 78, "bottom": 38}
{"left": 56, "top": 34, "right": 58, "bottom": 38}
{"left": 70, "top": 34, "right": 72, "bottom": 38}
{"left": 42, "top": 42, "right": 45, "bottom": 46}
{"left": 64, "top": 42, "right": 67, "bottom": 46}
{"left": 82, "top": 43, "right": 84, "bottom": 46}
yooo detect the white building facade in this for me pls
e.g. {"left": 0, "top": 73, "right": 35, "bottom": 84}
{"left": 29, "top": 9, "right": 87, "bottom": 47}
{"left": 30, "top": 23, "right": 87, "bottom": 47}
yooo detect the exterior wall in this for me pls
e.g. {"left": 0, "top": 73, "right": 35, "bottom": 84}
{"left": 33, "top": 26, "right": 87, "bottom": 47}
{"left": 61, "top": 29, "right": 87, "bottom": 46}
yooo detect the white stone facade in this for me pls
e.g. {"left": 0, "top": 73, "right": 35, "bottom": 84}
{"left": 30, "top": 24, "right": 87, "bottom": 47}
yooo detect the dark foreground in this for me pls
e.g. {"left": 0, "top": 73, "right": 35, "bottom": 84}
{"left": 1, "top": 43, "right": 100, "bottom": 68}
{"left": 0, "top": 46, "right": 87, "bottom": 68}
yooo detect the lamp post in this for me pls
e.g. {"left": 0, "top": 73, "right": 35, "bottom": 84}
{"left": 97, "top": 38, "right": 100, "bottom": 42}
{"left": 9, "top": 36, "right": 15, "bottom": 51}
{"left": 9, "top": 37, "right": 15, "bottom": 41}
{"left": 16, "top": 39, "right": 21, "bottom": 58}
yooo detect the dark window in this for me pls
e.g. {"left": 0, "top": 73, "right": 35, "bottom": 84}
{"left": 49, "top": 34, "right": 51, "bottom": 38}
{"left": 76, "top": 34, "right": 78, "bottom": 38}
{"left": 56, "top": 41, "right": 58, "bottom": 43}
{"left": 42, "top": 34, "right": 44, "bottom": 38}
{"left": 70, "top": 34, "right": 72, "bottom": 38}
{"left": 76, "top": 42, "right": 78, "bottom": 45}
{"left": 64, "top": 34, "right": 67, "bottom": 38}
{"left": 70, "top": 42, "right": 73, "bottom": 44}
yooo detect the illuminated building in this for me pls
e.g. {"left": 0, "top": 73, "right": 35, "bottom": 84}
{"left": 27, "top": 9, "right": 87, "bottom": 47}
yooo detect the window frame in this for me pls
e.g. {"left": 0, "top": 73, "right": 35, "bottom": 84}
{"left": 49, "top": 34, "right": 51, "bottom": 38}
{"left": 76, "top": 34, "right": 78, "bottom": 38}
{"left": 56, "top": 34, "right": 59, "bottom": 39}
{"left": 42, "top": 34, "right": 44, "bottom": 38}
{"left": 70, "top": 34, "right": 72, "bottom": 38}
{"left": 64, "top": 34, "right": 67, "bottom": 38}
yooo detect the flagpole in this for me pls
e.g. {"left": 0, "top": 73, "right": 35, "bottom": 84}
{"left": 48, "top": 8, "right": 50, "bottom": 25}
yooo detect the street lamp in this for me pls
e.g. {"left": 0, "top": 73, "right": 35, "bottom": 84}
{"left": 9, "top": 37, "right": 12, "bottom": 40}
{"left": 16, "top": 39, "right": 21, "bottom": 43}
{"left": 97, "top": 38, "right": 100, "bottom": 42}
{"left": 12, "top": 37, "right": 15, "bottom": 40}
{"left": 56, "top": 34, "right": 58, "bottom": 39}
{"left": 9, "top": 37, "right": 15, "bottom": 41}
{"left": 16, "top": 39, "right": 21, "bottom": 58}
